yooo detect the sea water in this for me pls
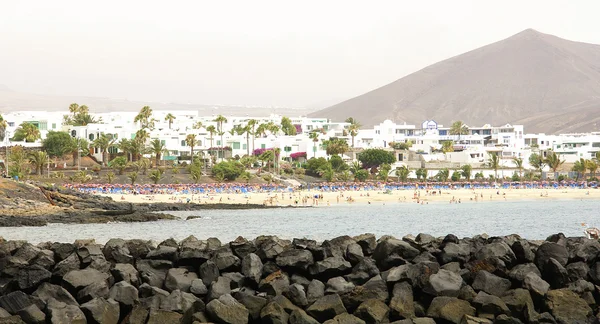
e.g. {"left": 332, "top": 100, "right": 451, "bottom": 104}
{"left": 1, "top": 199, "right": 598, "bottom": 244}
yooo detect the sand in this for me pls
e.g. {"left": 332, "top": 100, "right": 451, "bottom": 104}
{"left": 100, "top": 187, "right": 600, "bottom": 207}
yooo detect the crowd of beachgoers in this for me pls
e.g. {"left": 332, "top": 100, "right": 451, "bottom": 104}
{"left": 65, "top": 180, "right": 598, "bottom": 196}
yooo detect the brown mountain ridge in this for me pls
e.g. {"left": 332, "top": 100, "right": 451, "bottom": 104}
{"left": 311, "top": 29, "right": 600, "bottom": 134}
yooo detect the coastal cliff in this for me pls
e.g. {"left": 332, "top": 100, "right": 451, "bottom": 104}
{"left": 0, "top": 233, "right": 597, "bottom": 323}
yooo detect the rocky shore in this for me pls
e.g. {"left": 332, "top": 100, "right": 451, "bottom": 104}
{"left": 0, "top": 233, "right": 598, "bottom": 323}
{"left": 0, "top": 180, "right": 291, "bottom": 227}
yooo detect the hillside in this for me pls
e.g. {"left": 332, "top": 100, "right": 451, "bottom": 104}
{"left": 311, "top": 29, "right": 600, "bottom": 134}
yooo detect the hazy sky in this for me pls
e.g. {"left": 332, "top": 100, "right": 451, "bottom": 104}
{"left": 1, "top": 0, "right": 599, "bottom": 108}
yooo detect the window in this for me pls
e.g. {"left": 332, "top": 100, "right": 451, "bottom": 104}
{"left": 232, "top": 142, "right": 240, "bottom": 149}
{"left": 482, "top": 130, "right": 491, "bottom": 135}
{"left": 181, "top": 140, "right": 186, "bottom": 146}
{"left": 52, "top": 123, "right": 56, "bottom": 129}
{"left": 161, "top": 140, "right": 166, "bottom": 145}
{"left": 217, "top": 140, "right": 221, "bottom": 146}
{"left": 89, "top": 134, "right": 95, "bottom": 141}
{"left": 439, "top": 130, "right": 447, "bottom": 135}
{"left": 243, "top": 144, "right": 247, "bottom": 149}
{"left": 261, "top": 144, "right": 266, "bottom": 149}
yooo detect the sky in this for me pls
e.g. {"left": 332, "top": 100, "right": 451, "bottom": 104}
{"left": 1, "top": 0, "right": 600, "bottom": 108}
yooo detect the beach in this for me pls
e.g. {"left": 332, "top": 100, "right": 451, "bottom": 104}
{"left": 100, "top": 187, "right": 600, "bottom": 206}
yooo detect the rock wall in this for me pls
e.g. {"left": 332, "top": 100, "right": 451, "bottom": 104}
{"left": 0, "top": 233, "right": 598, "bottom": 323}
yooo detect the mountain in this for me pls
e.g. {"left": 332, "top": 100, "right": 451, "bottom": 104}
{"left": 0, "top": 88, "right": 314, "bottom": 117}
{"left": 311, "top": 29, "right": 600, "bottom": 134}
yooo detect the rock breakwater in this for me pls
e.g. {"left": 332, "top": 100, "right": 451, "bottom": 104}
{"left": 0, "top": 233, "right": 598, "bottom": 323}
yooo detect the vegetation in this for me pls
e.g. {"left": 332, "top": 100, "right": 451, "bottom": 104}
{"left": 395, "top": 166, "right": 410, "bottom": 181}
{"left": 345, "top": 117, "right": 361, "bottom": 148}
{"left": 63, "top": 103, "right": 101, "bottom": 126}
{"left": 415, "top": 168, "right": 428, "bottom": 180}
{"left": 11, "top": 122, "right": 41, "bottom": 142}
{"left": 28, "top": 151, "right": 49, "bottom": 176}
{"left": 109, "top": 156, "right": 128, "bottom": 175}
{"left": 211, "top": 160, "right": 245, "bottom": 181}
{"left": 487, "top": 152, "right": 500, "bottom": 180}
{"left": 512, "top": 157, "right": 524, "bottom": 179}
{"left": 572, "top": 158, "right": 587, "bottom": 181}
{"left": 528, "top": 153, "right": 546, "bottom": 179}
{"left": 545, "top": 151, "right": 564, "bottom": 176}
{"left": 280, "top": 116, "right": 297, "bottom": 136}
{"left": 449, "top": 120, "right": 469, "bottom": 139}
{"left": 134, "top": 106, "right": 155, "bottom": 130}
{"left": 8, "top": 146, "right": 29, "bottom": 179}
{"left": 93, "top": 134, "right": 116, "bottom": 166}
{"left": 357, "top": 149, "right": 395, "bottom": 169}
{"left": 42, "top": 131, "right": 77, "bottom": 159}
{"left": 460, "top": 164, "right": 472, "bottom": 181}
{"left": 323, "top": 138, "right": 349, "bottom": 156}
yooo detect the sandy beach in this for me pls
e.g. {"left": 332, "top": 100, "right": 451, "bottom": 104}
{"left": 101, "top": 187, "right": 600, "bottom": 207}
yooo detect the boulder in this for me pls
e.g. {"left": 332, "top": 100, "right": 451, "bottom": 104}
{"left": 471, "top": 270, "right": 512, "bottom": 296}
{"left": 565, "top": 261, "right": 589, "bottom": 282}
{"left": 326, "top": 277, "right": 355, "bottom": 294}
{"left": 108, "top": 281, "right": 139, "bottom": 307}
{"left": 461, "top": 315, "right": 493, "bottom": 324}
{"left": 260, "top": 301, "right": 289, "bottom": 324}
{"left": 0, "top": 316, "right": 26, "bottom": 324}
{"left": 206, "top": 294, "right": 249, "bottom": 324}
{"left": 76, "top": 280, "right": 110, "bottom": 304}
{"left": 213, "top": 250, "right": 241, "bottom": 272}
{"left": 572, "top": 238, "right": 600, "bottom": 263}
{"left": 52, "top": 253, "right": 81, "bottom": 278}
{"left": 425, "top": 268, "right": 463, "bottom": 297}
{"left": 80, "top": 297, "right": 120, "bottom": 324}
{"left": 136, "top": 259, "right": 173, "bottom": 288}
{"left": 259, "top": 270, "right": 290, "bottom": 296}
{"left": 345, "top": 243, "right": 364, "bottom": 265}
{"left": 309, "top": 257, "right": 352, "bottom": 278}
{"left": 535, "top": 243, "right": 568, "bottom": 269}
{"left": 340, "top": 275, "right": 389, "bottom": 312}
{"left": 124, "top": 239, "right": 154, "bottom": 259}
{"left": 15, "top": 304, "right": 45, "bottom": 324}
{"left": 389, "top": 281, "right": 415, "bottom": 320}
{"left": 426, "top": 296, "right": 476, "bottom": 324}
{"left": 146, "top": 310, "right": 182, "bottom": 324}
{"left": 102, "top": 239, "right": 133, "bottom": 264}
{"left": 63, "top": 268, "right": 109, "bottom": 292}
{"left": 159, "top": 290, "right": 201, "bottom": 314}
{"left": 111, "top": 263, "right": 141, "bottom": 287}
{"left": 233, "top": 291, "right": 267, "bottom": 321}
{"left": 121, "top": 305, "right": 149, "bottom": 324}
{"left": 255, "top": 236, "right": 288, "bottom": 260}
{"left": 31, "top": 249, "right": 55, "bottom": 270}
{"left": 511, "top": 240, "right": 535, "bottom": 263}
{"left": 567, "top": 279, "right": 594, "bottom": 295}
{"left": 178, "top": 236, "right": 213, "bottom": 264}
{"left": 76, "top": 244, "right": 105, "bottom": 265}
{"left": 284, "top": 283, "right": 308, "bottom": 307}
{"left": 199, "top": 260, "right": 220, "bottom": 286}
{"left": 523, "top": 273, "right": 550, "bottom": 298}
{"left": 353, "top": 233, "right": 377, "bottom": 256}
{"left": 306, "top": 279, "right": 325, "bottom": 304}
{"left": 474, "top": 242, "right": 516, "bottom": 267}
{"left": 50, "top": 243, "right": 76, "bottom": 262}
{"left": 208, "top": 276, "right": 232, "bottom": 301}
{"left": 472, "top": 291, "right": 510, "bottom": 316}
{"left": 542, "top": 258, "right": 569, "bottom": 289}
{"left": 276, "top": 249, "right": 314, "bottom": 270}
{"left": 508, "top": 263, "right": 541, "bottom": 284}
{"left": 372, "top": 238, "right": 420, "bottom": 269}
{"left": 190, "top": 279, "right": 208, "bottom": 296}
{"left": 145, "top": 246, "right": 177, "bottom": 261}
{"left": 323, "top": 313, "right": 366, "bottom": 324}
{"left": 32, "top": 283, "right": 78, "bottom": 307}
{"left": 230, "top": 236, "right": 257, "bottom": 259}
{"left": 164, "top": 268, "right": 198, "bottom": 292}
{"left": 0, "top": 291, "right": 32, "bottom": 314}
{"left": 47, "top": 298, "right": 86, "bottom": 324}
{"left": 306, "top": 294, "right": 347, "bottom": 322}
{"left": 289, "top": 309, "right": 319, "bottom": 324}
{"left": 501, "top": 289, "right": 535, "bottom": 320}
{"left": 345, "top": 257, "right": 380, "bottom": 285}
{"left": 439, "top": 243, "right": 471, "bottom": 265}
{"left": 545, "top": 289, "right": 593, "bottom": 323}
{"left": 353, "top": 299, "right": 389, "bottom": 323}
{"left": 241, "top": 253, "right": 263, "bottom": 284}
{"left": 16, "top": 265, "right": 52, "bottom": 291}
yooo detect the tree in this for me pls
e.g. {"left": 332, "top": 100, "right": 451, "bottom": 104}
{"left": 147, "top": 139, "right": 167, "bottom": 168}
{"left": 305, "top": 157, "right": 329, "bottom": 176}
{"left": 193, "top": 121, "right": 203, "bottom": 130}
{"left": 322, "top": 138, "right": 349, "bottom": 156}
{"left": 188, "top": 159, "right": 203, "bottom": 183}
{"left": 135, "top": 129, "right": 150, "bottom": 146}
{"left": 395, "top": 166, "right": 410, "bottom": 181}
{"left": 93, "top": 134, "right": 115, "bottom": 167}
{"left": 28, "top": 151, "right": 49, "bottom": 176}
{"left": 545, "top": 151, "right": 564, "bottom": 179}
{"left": 280, "top": 116, "right": 297, "bottom": 136}
{"left": 441, "top": 141, "right": 454, "bottom": 153}
{"left": 358, "top": 148, "right": 395, "bottom": 169}
{"left": 72, "top": 138, "right": 90, "bottom": 167}
{"left": 11, "top": 122, "right": 41, "bottom": 142}
{"left": 214, "top": 115, "right": 228, "bottom": 157}
{"left": 512, "top": 157, "right": 524, "bottom": 179}
{"left": 345, "top": 117, "right": 361, "bottom": 148}
{"left": 127, "top": 171, "right": 138, "bottom": 185}
{"left": 449, "top": 121, "right": 469, "bottom": 140}
{"left": 43, "top": 131, "right": 77, "bottom": 159}
{"left": 8, "top": 146, "right": 28, "bottom": 178}
{"left": 134, "top": 106, "right": 154, "bottom": 129}
{"left": 106, "top": 171, "right": 115, "bottom": 184}
{"left": 309, "top": 132, "right": 320, "bottom": 158}
{"left": 247, "top": 119, "right": 258, "bottom": 153}
{"left": 109, "top": 156, "right": 128, "bottom": 175}
{"left": 329, "top": 155, "right": 348, "bottom": 172}
{"left": 185, "top": 134, "right": 198, "bottom": 163}
{"left": 487, "top": 152, "right": 500, "bottom": 180}
{"left": 378, "top": 163, "right": 392, "bottom": 182}
{"left": 318, "top": 162, "right": 335, "bottom": 181}
{"left": 0, "top": 114, "right": 7, "bottom": 142}
{"left": 529, "top": 153, "right": 545, "bottom": 180}
{"left": 586, "top": 159, "right": 598, "bottom": 179}
{"left": 211, "top": 160, "right": 245, "bottom": 181}
{"left": 415, "top": 168, "right": 428, "bottom": 180}
{"left": 460, "top": 164, "right": 472, "bottom": 181}
{"left": 64, "top": 103, "right": 101, "bottom": 126}
{"left": 451, "top": 170, "right": 462, "bottom": 181}
{"left": 435, "top": 168, "right": 450, "bottom": 182}
{"left": 572, "top": 158, "right": 587, "bottom": 181}
{"left": 165, "top": 113, "right": 176, "bottom": 129}
{"left": 238, "top": 171, "right": 252, "bottom": 183}
{"left": 354, "top": 169, "right": 369, "bottom": 182}
{"left": 349, "top": 161, "right": 362, "bottom": 176}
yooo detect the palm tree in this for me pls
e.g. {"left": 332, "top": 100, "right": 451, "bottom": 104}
{"left": 267, "top": 122, "right": 280, "bottom": 136}
{"left": 573, "top": 158, "right": 587, "bottom": 181}
{"left": 71, "top": 138, "right": 89, "bottom": 167}
{"left": 345, "top": 117, "right": 361, "bottom": 148}
{"left": 309, "top": 132, "right": 319, "bottom": 158}
{"left": 529, "top": 153, "right": 546, "bottom": 180}
{"left": 0, "top": 114, "right": 7, "bottom": 142}
{"left": 323, "top": 138, "right": 349, "bottom": 156}
{"left": 127, "top": 171, "right": 138, "bottom": 185}
{"left": 255, "top": 123, "right": 268, "bottom": 139}
{"left": 512, "top": 157, "right": 524, "bottom": 179}
{"left": 134, "top": 129, "right": 150, "bottom": 147}
{"left": 134, "top": 106, "right": 154, "bottom": 129}
{"left": 449, "top": 121, "right": 469, "bottom": 141}
{"left": 436, "top": 168, "right": 450, "bottom": 182}
{"left": 193, "top": 121, "right": 203, "bottom": 130}
{"left": 185, "top": 134, "right": 198, "bottom": 162}
{"left": 93, "top": 134, "right": 115, "bottom": 167}
{"left": 165, "top": 113, "right": 176, "bottom": 129}
{"left": 395, "top": 166, "right": 410, "bottom": 182}
{"left": 247, "top": 119, "right": 258, "bottom": 153}
{"left": 586, "top": 159, "right": 598, "bottom": 179}
{"left": 214, "top": 115, "right": 228, "bottom": 156}
{"left": 206, "top": 125, "right": 217, "bottom": 148}
{"left": 28, "top": 151, "right": 49, "bottom": 176}
{"left": 69, "top": 103, "right": 80, "bottom": 115}
{"left": 487, "top": 152, "right": 500, "bottom": 180}
{"left": 460, "top": 164, "right": 472, "bottom": 182}
{"left": 545, "top": 151, "right": 564, "bottom": 179}
{"left": 148, "top": 139, "right": 168, "bottom": 168}
{"left": 280, "top": 116, "right": 297, "bottom": 135}
{"left": 15, "top": 122, "right": 41, "bottom": 142}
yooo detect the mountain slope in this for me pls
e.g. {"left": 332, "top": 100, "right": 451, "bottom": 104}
{"left": 311, "top": 29, "right": 600, "bottom": 133}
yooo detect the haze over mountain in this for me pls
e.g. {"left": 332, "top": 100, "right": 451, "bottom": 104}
{"left": 311, "top": 29, "right": 600, "bottom": 134}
